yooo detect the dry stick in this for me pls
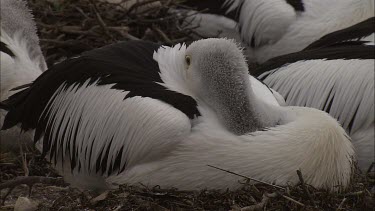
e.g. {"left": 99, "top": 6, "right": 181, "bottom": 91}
{"left": 19, "top": 143, "right": 29, "bottom": 177}
{"left": 336, "top": 197, "right": 347, "bottom": 211}
{"left": 136, "top": 14, "right": 179, "bottom": 24}
{"left": 106, "top": 26, "right": 140, "bottom": 40}
{"left": 237, "top": 192, "right": 277, "bottom": 211}
{"left": 40, "top": 23, "right": 97, "bottom": 36}
{"left": 133, "top": 2, "right": 163, "bottom": 15}
{"left": 152, "top": 25, "right": 173, "bottom": 45}
{"left": 278, "top": 193, "right": 305, "bottom": 207}
{"left": 74, "top": 6, "right": 91, "bottom": 19}
{"left": 40, "top": 39, "right": 76, "bottom": 44}
{"left": 125, "top": 0, "right": 161, "bottom": 15}
{"left": 366, "top": 162, "right": 374, "bottom": 174}
{"left": 89, "top": 0, "right": 113, "bottom": 39}
{"left": 208, "top": 165, "right": 305, "bottom": 207}
{"left": 0, "top": 176, "right": 66, "bottom": 205}
{"left": 296, "top": 169, "right": 317, "bottom": 207}
{"left": 60, "top": 26, "right": 97, "bottom": 35}
{"left": 44, "top": 24, "right": 131, "bottom": 38}
{"left": 343, "top": 191, "right": 364, "bottom": 197}
{"left": 207, "top": 165, "right": 285, "bottom": 190}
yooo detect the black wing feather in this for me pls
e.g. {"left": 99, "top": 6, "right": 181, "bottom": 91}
{"left": 0, "top": 41, "right": 15, "bottom": 57}
{"left": 1, "top": 40, "right": 200, "bottom": 136}
{"left": 305, "top": 17, "right": 375, "bottom": 50}
{"left": 252, "top": 44, "right": 375, "bottom": 77}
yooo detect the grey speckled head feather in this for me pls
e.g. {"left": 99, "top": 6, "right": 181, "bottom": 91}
{"left": 1, "top": 0, "right": 47, "bottom": 71}
{"left": 186, "top": 38, "right": 265, "bottom": 135}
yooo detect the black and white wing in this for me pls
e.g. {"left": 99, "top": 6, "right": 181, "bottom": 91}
{"left": 305, "top": 17, "right": 375, "bottom": 50}
{"left": 181, "top": 0, "right": 303, "bottom": 47}
{"left": 255, "top": 44, "right": 374, "bottom": 134}
{"left": 255, "top": 43, "right": 374, "bottom": 170}
{"left": 1, "top": 40, "right": 200, "bottom": 176}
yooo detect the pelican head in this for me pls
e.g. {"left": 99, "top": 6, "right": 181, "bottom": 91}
{"left": 183, "top": 38, "right": 279, "bottom": 134}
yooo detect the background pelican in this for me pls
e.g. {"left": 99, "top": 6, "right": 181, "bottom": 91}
{"left": 254, "top": 28, "right": 374, "bottom": 170}
{"left": 181, "top": 0, "right": 374, "bottom": 63}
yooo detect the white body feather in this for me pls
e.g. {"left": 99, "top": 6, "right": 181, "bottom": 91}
{"left": 0, "top": 0, "right": 45, "bottom": 151}
{"left": 179, "top": 10, "right": 241, "bottom": 41}
{"left": 259, "top": 59, "right": 374, "bottom": 170}
{"left": 109, "top": 106, "right": 353, "bottom": 190}
{"left": 225, "top": 0, "right": 296, "bottom": 47}
{"left": 0, "top": 31, "right": 43, "bottom": 101}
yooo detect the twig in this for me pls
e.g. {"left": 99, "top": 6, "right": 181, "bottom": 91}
{"left": 336, "top": 197, "right": 347, "bottom": 210}
{"left": 106, "top": 26, "right": 134, "bottom": 39}
{"left": 152, "top": 25, "right": 173, "bottom": 45}
{"left": 19, "top": 144, "right": 29, "bottom": 177}
{"left": 74, "top": 6, "right": 90, "bottom": 19}
{"left": 367, "top": 162, "right": 374, "bottom": 174}
{"left": 233, "top": 192, "right": 277, "bottom": 211}
{"left": 125, "top": 0, "right": 161, "bottom": 15}
{"left": 40, "top": 39, "right": 92, "bottom": 51}
{"left": 343, "top": 191, "right": 364, "bottom": 196}
{"left": 0, "top": 176, "right": 66, "bottom": 205}
{"left": 135, "top": 14, "right": 179, "bottom": 24}
{"left": 60, "top": 26, "right": 97, "bottom": 35}
{"left": 297, "top": 169, "right": 317, "bottom": 207}
{"left": 89, "top": 0, "right": 113, "bottom": 39}
{"left": 279, "top": 193, "right": 305, "bottom": 207}
{"left": 207, "top": 165, "right": 285, "bottom": 190}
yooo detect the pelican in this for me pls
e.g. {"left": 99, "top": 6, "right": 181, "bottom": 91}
{"left": 0, "top": 0, "right": 46, "bottom": 151}
{"left": 254, "top": 27, "right": 374, "bottom": 170}
{"left": 181, "top": 1, "right": 374, "bottom": 170}
{"left": 1, "top": 38, "right": 354, "bottom": 191}
{"left": 181, "top": 0, "right": 374, "bottom": 63}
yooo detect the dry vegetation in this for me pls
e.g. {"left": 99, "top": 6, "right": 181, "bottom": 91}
{"left": 29, "top": 0, "right": 200, "bottom": 66}
{"left": 0, "top": 0, "right": 374, "bottom": 210}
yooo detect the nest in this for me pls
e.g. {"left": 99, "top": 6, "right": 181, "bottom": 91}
{"left": 29, "top": 0, "right": 199, "bottom": 66}
{"left": 1, "top": 150, "right": 374, "bottom": 210}
{"left": 0, "top": 0, "right": 374, "bottom": 210}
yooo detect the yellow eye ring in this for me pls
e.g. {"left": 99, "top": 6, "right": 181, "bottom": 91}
{"left": 185, "top": 55, "right": 191, "bottom": 66}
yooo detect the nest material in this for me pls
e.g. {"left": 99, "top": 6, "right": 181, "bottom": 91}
{"left": 1, "top": 151, "right": 374, "bottom": 210}
{"left": 29, "top": 0, "right": 198, "bottom": 66}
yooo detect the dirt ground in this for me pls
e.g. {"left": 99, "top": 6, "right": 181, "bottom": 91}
{"left": 0, "top": 0, "right": 374, "bottom": 210}
{"left": 1, "top": 149, "right": 373, "bottom": 210}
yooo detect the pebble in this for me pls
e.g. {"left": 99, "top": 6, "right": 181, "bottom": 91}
{"left": 14, "top": 197, "right": 38, "bottom": 211}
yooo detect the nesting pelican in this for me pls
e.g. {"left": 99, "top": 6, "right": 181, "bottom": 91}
{"left": 1, "top": 39, "right": 354, "bottom": 191}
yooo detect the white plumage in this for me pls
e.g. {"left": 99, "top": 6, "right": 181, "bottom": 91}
{"left": 181, "top": 0, "right": 374, "bottom": 63}
{"left": 0, "top": 0, "right": 46, "bottom": 151}
{"left": 1, "top": 38, "right": 354, "bottom": 191}
{"left": 253, "top": 17, "right": 375, "bottom": 171}
{"left": 247, "top": 0, "right": 374, "bottom": 63}
{"left": 259, "top": 58, "right": 374, "bottom": 171}
{"left": 178, "top": 10, "right": 242, "bottom": 42}
{"left": 180, "top": 0, "right": 374, "bottom": 170}
{"left": 224, "top": 0, "right": 296, "bottom": 48}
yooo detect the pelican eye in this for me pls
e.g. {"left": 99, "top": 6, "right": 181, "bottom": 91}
{"left": 185, "top": 55, "right": 191, "bottom": 67}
